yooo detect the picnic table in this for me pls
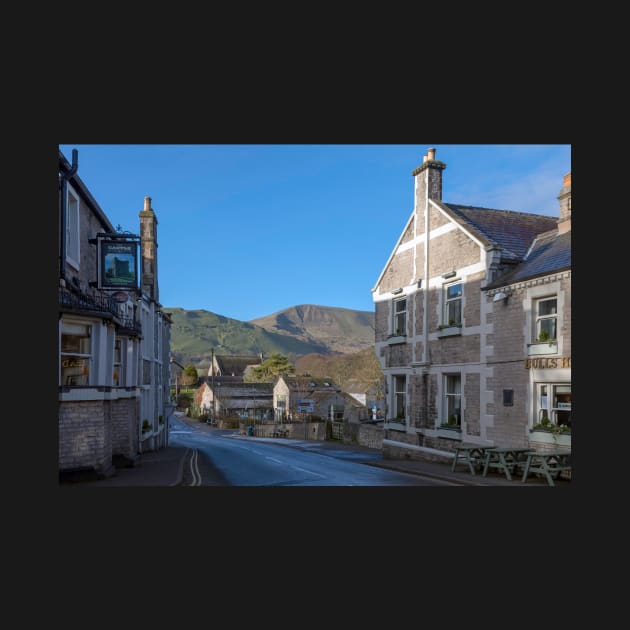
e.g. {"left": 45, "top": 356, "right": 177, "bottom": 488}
{"left": 451, "top": 444, "right": 497, "bottom": 475}
{"left": 482, "top": 447, "right": 534, "bottom": 481}
{"left": 521, "top": 450, "right": 571, "bottom": 486}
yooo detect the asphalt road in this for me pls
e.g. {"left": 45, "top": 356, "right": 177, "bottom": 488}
{"left": 169, "top": 417, "right": 457, "bottom": 486}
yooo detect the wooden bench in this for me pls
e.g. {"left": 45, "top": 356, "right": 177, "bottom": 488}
{"left": 451, "top": 444, "right": 496, "bottom": 475}
{"left": 521, "top": 451, "right": 571, "bottom": 486}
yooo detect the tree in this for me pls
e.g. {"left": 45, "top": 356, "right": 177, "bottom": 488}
{"left": 246, "top": 352, "right": 294, "bottom": 382}
{"left": 181, "top": 363, "right": 199, "bottom": 387}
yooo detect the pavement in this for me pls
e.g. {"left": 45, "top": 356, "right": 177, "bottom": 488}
{"left": 59, "top": 414, "right": 568, "bottom": 487}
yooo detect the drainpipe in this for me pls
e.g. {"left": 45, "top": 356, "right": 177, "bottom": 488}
{"left": 422, "top": 168, "right": 431, "bottom": 430}
{"left": 59, "top": 149, "right": 78, "bottom": 285}
{"left": 422, "top": 167, "right": 430, "bottom": 364}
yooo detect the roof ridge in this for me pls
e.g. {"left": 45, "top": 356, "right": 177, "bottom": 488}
{"left": 445, "top": 202, "right": 557, "bottom": 221}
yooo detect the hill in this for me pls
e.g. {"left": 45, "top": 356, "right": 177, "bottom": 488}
{"left": 164, "top": 305, "right": 375, "bottom": 369}
{"left": 249, "top": 304, "right": 374, "bottom": 355}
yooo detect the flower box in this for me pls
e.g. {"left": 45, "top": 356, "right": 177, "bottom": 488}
{"left": 527, "top": 341, "right": 558, "bottom": 356}
{"left": 529, "top": 429, "right": 571, "bottom": 448}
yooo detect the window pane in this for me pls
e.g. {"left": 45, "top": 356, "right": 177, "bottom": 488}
{"left": 538, "top": 299, "right": 557, "bottom": 316}
{"left": 539, "top": 318, "right": 556, "bottom": 339}
{"left": 446, "top": 301, "right": 461, "bottom": 325}
{"left": 395, "top": 298, "right": 406, "bottom": 314}
{"left": 447, "top": 284, "right": 462, "bottom": 299}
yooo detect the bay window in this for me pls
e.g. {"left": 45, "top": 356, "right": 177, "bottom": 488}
{"left": 60, "top": 322, "right": 92, "bottom": 386}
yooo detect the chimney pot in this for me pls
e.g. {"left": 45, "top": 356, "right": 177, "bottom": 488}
{"left": 427, "top": 148, "right": 436, "bottom": 160}
{"left": 144, "top": 196, "right": 152, "bottom": 211}
{"left": 563, "top": 173, "right": 571, "bottom": 188}
{"left": 423, "top": 155, "right": 428, "bottom": 163}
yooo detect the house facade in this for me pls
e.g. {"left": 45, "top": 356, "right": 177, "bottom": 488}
{"left": 196, "top": 377, "right": 274, "bottom": 420}
{"left": 272, "top": 376, "right": 363, "bottom": 421}
{"left": 372, "top": 147, "right": 571, "bottom": 462}
{"left": 58, "top": 149, "right": 172, "bottom": 478}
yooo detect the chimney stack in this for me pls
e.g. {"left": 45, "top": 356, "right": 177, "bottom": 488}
{"left": 139, "top": 196, "right": 159, "bottom": 301}
{"left": 412, "top": 146, "right": 446, "bottom": 201}
{"left": 557, "top": 172, "right": 571, "bottom": 234}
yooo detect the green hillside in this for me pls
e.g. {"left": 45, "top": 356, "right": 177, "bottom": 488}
{"left": 164, "top": 305, "right": 375, "bottom": 369}
{"left": 165, "top": 308, "right": 330, "bottom": 368}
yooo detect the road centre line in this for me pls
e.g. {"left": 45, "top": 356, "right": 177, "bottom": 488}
{"left": 292, "top": 466, "right": 326, "bottom": 478}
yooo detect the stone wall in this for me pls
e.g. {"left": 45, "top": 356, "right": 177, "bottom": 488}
{"left": 343, "top": 423, "right": 383, "bottom": 449}
{"left": 110, "top": 397, "right": 138, "bottom": 459}
{"left": 59, "top": 400, "right": 111, "bottom": 474}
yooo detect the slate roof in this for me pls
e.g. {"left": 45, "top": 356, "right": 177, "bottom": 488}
{"left": 279, "top": 376, "right": 340, "bottom": 391}
{"left": 438, "top": 202, "right": 559, "bottom": 261}
{"left": 213, "top": 354, "right": 262, "bottom": 377}
{"left": 484, "top": 229, "right": 571, "bottom": 289}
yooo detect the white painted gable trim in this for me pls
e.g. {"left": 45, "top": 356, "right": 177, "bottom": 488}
{"left": 371, "top": 210, "right": 415, "bottom": 295}
{"left": 428, "top": 199, "right": 488, "bottom": 250}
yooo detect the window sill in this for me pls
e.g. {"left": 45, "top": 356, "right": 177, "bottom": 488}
{"left": 437, "top": 326, "right": 461, "bottom": 338}
{"left": 384, "top": 420, "right": 406, "bottom": 430}
{"left": 386, "top": 335, "right": 407, "bottom": 345}
{"left": 436, "top": 426, "right": 462, "bottom": 440}
{"left": 527, "top": 341, "right": 558, "bottom": 356}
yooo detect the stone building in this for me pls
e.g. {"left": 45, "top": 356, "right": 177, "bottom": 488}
{"left": 371, "top": 147, "right": 571, "bottom": 462}
{"left": 58, "top": 149, "right": 172, "bottom": 479}
{"left": 196, "top": 377, "right": 274, "bottom": 420}
{"left": 482, "top": 174, "right": 571, "bottom": 452}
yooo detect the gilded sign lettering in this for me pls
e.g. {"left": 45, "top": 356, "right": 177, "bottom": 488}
{"left": 525, "top": 357, "right": 571, "bottom": 369}
{"left": 61, "top": 358, "right": 85, "bottom": 368}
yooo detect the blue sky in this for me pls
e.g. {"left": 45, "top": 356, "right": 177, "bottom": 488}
{"left": 58, "top": 144, "right": 571, "bottom": 322}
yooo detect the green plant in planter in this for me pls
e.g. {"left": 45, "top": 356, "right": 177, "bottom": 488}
{"left": 447, "top": 414, "right": 458, "bottom": 427}
{"left": 538, "top": 329, "right": 551, "bottom": 343}
{"left": 141, "top": 419, "right": 151, "bottom": 433}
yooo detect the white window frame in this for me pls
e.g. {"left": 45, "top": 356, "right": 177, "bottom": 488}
{"left": 65, "top": 184, "right": 80, "bottom": 270}
{"left": 442, "top": 373, "right": 462, "bottom": 427}
{"left": 392, "top": 375, "right": 406, "bottom": 421}
{"left": 392, "top": 297, "right": 407, "bottom": 336}
{"left": 443, "top": 281, "right": 462, "bottom": 326}
{"left": 534, "top": 296, "right": 557, "bottom": 342}
{"left": 113, "top": 338, "right": 124, "bottom": 387}
{"left": 536, "top": 383, "right": 571, "bottom": 428}
{"left": 60, "top": 321, "right": 92, "bottom": 386}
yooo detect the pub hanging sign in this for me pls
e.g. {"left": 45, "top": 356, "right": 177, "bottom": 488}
{"left": 98, "top": 237, "right": 139, "bottom": 290}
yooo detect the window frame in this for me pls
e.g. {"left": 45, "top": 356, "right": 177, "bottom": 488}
{"left": 536, "top": 382, "right": 571, "bottom": 428}
{"left": 443, "top": 281, "right": 462, "bottom": 327}
{"left": 534, "top": 296, "right": 558, "bottom": 342}
{"left": 60, "top": 321, "right": 92, "bottom": 386}
{"left": 392, "top": 296, "right": 407, "bottom": 336}
{"left": 392, "top": 374, "right": 406, "bottom": 421}
{"left": 113, "top": 338, "right": 124, "bottom": 387}
{"left": 443, "top": 373, "right": 462, "bottom": 427}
